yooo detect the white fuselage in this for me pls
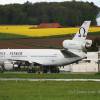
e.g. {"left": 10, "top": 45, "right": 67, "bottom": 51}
{"left": 0, "top": 49, "right": 81, "bottom": 66}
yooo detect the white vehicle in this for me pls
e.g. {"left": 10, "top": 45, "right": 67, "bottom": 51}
{"left": 0, "top": 21, "right": 92, "bottom": 72}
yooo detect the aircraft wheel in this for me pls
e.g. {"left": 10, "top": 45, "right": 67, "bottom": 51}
{"left": 0, "top": 66, "right": 4, "bottom": 73}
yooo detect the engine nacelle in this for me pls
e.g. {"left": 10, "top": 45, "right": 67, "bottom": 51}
{"left": 4, "top": 61, "right": 13, "bottom": 70}
{"left": 85, "top": 39, "right": 92, "bottom": 48}
{"left": 3, "top": 61, "right": 19, "bottom": 70}
{"left": 63, "top": 39, "right": 92, "bottom": 50}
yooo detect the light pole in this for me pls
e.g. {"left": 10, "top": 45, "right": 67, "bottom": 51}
{"left": 98, "top": 46, "right": 100, "bottom": 72}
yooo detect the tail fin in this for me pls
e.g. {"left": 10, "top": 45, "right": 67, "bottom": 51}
{"left": 73, "top": 21, "right": 91, "bottom": 40}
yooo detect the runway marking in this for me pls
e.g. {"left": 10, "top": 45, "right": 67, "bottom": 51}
{"left": 0, "top": 78, "right": 100, "bottom": 82}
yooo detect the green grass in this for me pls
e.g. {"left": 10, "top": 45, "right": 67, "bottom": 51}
{"left": 0, "top": 73, "right": 100, "bottom": 79}
{"left": 0, "top": 31, "right": 99, "bottom": 40}
{"left": 0, "top": 32, "right": 72, "bottom": 40}
{"left": 89, "top": 31, "right": 100, "bottom": 35}
{"left": 0, "top": 32, "right": 30, "bottom": 40}
{"left": 0, "top": 81, "right": 100, "bottom": 100}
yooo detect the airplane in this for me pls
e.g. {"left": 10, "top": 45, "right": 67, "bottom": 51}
{"left": 0, "top": 21, "right": 92, "bottom": 73}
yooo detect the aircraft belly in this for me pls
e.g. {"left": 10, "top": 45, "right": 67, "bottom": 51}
{"left": 33, "top": 58, "right": 69, "bottom": 66}
{"left": 30, "top": 56, "right": 81, "bottom": 66}
{"left": 57, "top": 57, "right": 81, "bottom": 66}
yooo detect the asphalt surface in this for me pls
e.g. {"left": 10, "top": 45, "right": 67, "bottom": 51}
{"left": 0, "top": 78, "right": 100, "bottom": 82}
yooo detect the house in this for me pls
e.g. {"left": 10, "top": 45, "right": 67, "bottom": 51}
{"left": 38, "top": 22, "right": 62, "bottom": 28}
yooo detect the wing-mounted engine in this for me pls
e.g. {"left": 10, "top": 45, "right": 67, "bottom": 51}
{"left": 3, "top": 61, "right": 14, "bottom": 70}
{"left": 63, "top": 39, "right": 92, "bottom": 50}
{"left": 1, "top": 61, "right": 19, "bottom": 70}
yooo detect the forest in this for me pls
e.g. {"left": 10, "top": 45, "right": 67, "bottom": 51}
{"left": 0, "top": 1, "right": 99, "bottom": 26}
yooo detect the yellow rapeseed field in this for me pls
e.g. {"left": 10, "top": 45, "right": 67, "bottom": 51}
{"left": 0, "top": 25, "right": 100, "bottom": 37}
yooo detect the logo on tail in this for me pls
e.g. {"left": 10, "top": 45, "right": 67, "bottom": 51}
{"left": 73, "top": 21, "right": 91, "bottom": 40}
{"left": 79, "top": 27, "right": 86, "bottom": 37}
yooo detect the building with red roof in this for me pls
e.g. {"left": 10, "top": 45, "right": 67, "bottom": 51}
{"left": 38, "top": 22, "right": 62, "bottom": 28}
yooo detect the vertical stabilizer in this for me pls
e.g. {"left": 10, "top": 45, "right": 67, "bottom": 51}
{"left": 73, "top": 21, "right": 91, "bottom": 40}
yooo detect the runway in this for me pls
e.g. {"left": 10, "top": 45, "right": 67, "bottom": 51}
{"left": 0, "top": 78, "right": 100, "bottom": 82}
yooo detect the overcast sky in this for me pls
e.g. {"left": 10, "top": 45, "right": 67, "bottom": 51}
{"left": 0, "top": 0, "right": 100, "bottom": 7}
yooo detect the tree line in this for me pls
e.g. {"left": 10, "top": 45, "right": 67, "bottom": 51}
{"left": 0, "top": 1, "right": 99, "bottom": 26}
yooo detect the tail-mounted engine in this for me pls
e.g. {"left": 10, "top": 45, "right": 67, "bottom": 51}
{"left": 63, "top": 39, "right": 92, "bottom": 50}
{"left": 85, "top": 39, "right": 92, "bottom": 48}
